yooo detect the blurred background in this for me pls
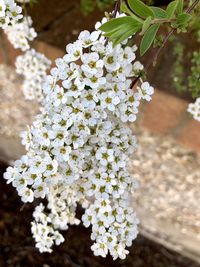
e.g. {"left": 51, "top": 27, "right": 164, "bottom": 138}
{"left": 0, "top": 0, "right": 200, "bottom": 266}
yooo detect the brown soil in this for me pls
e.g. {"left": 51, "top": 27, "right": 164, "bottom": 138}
{"left": 0, "top": 162, "right": 199, "bottom": 267}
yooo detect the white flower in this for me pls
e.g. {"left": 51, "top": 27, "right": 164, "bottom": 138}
{"left": 3, "top": 166, "right": 18, "bottom": 184}
{"left": 34, "top": 182, "right": 49, "bottom": 199}
{"left": 96, "top": 147, "right": 114, "bottom": 166}
{"left": 103, "top": 52, "right": 121, "bottom": 72}
{"left": 82, "top": 209, "right": 94, "bottom": 227}
{"left": 81, "top": 90, "right": 98, "bottom": 109}
{"left": 13, "top": 176, "right": 27, "bottom": 193}
{"left": 132, "top": 61, "right": 144, "bottom": 74}
{"left": 95, "top": 17, "right": 108, "bottom": 30}
{"left": 110, "top": 244, "right": 129, "bottom": 260}
{"left": 91, "top": 242, "right": 108, "bottom": 258}
{"left": 43, "top": 158, "right": 58, "bottom": 176}
{"left": 84, "top": 70, "right": 106, "bottom": 89}
{"left": 20, "top": 188, "right": 34, "bottom": 203}
{"left": 81, "top": 52, "right": 104, "bottom": 75}
{"left": 52, "top": 145, "right": 71, "bottom": 162}
{"left": 65, "top": 40, "right": 83, "bottom": 62}
{"left": 100, "top": 90, "right": 120, "bottom": 111}
{"left": 20, "top": 128, "right": 33, "bottom": 150}
{"left": 122, "top": 46, "right": 136, "bottom": 64}
{"left": 137, "top": 81, "right": 154, "bottom": 101}
{"left": 78, "top": 30, "right": 100, "bottom": 47}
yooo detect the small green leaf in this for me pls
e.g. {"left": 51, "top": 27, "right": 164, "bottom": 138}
{"left": 176, "top": 13, "right": 191, "bottom": 26}
{"left": 150, "top": 7, "right": 167, "bottom": 18}
{"left": 127, "top": 0, "right": 154, "bottom": 18}
{"left": 166, "top": 0, "right": 178, "bottom": 18}
{"left": 113, "top": 25, "right": 141, "bottom": 46}
{"left": 100, "top": 16, "right": 139, "bottom": 33}
{"left": 120, "top": 1, "right": 133, "bottom": 15}
{"left": 110, "top": 22, "right": 142, "bottom": 45}
{"left": 140, "top": 23, "right": 160, "bottom": 56}
{"left": 140, "top": 16, "right": 152, "bottom": 35}
{"left": 120, "top": 2, "right": 144, "bottom": 23}
{"left": 104, "top": 23, "right": 134, "bottom": 38}
{"left": 177, "top": 0, "right": 183, "bottom": 14}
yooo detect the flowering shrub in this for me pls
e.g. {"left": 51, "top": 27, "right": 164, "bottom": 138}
{"left": 4, "top": 15, "right": 155, "bottom": 258}
{"left": 0, "top": 0, "right": 22, "bottom": 29}
{"left": 0, "top": 0, "right": 50, "bottom": 101}
{"left": 2, "top": 0, "right": 200, "bottom": 262}
{"left": 16, "top": 49, "right": 51, "bottom": 101}
{"left": 188, "top": 97, "right": 200, "bottom": 121}
{"left": 5, "top": 16, "right": 37, "bottom": 51}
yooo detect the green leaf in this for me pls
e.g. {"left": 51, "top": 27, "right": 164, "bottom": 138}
{"left": 100, "top": 16, "right": 140, "bottom": 33}
{"left": 113, "top": 26, "right": 140, "bottom": 46}
{"left": 166, "top": 0, "right": 178, "bottom": 18}
{"left": 150, "top": 7, "right": 167, "bottom": 18}
{"left": 140, "top": 23, "right": 160, "bottom": 56}
{"left": 110, "top": 22, "right": 142, "bottom": 45}
{"left": 177, "top": 0, "right": 183, "bottom": 14}
{"left": 120, "top": 1, "right": 133, "bottom": 15}
{"left": 104, "top": 23, "right": 135, "bottom": 38}
{"left": 120, "top": 1, "right": 144, "bottom": 22}
{"left": 176, "top": 13, "right": 191, "bottom": 26}
{"left": 141, "top": 16, "right": 152, "bottom": 35}
{"left": 127, "top": 0, "right": 154, "bottom": 18}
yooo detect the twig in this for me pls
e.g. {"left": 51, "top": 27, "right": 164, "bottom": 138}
{"left": 146, "top": 28, "right": 175, "bottom": 71}
{"left": 113, "top": 0, "right": 121, "bottom": 18}
{"left": 187, "top": 0, "right": 199, "bottom": 13}
{"left": 23, "top": 0, "right": 30, "bottom": 27}
{"left": 20, "top": 203, "right": 26, "bottom": 211}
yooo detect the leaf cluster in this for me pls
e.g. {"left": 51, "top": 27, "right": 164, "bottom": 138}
{"left": 80, "top": 0, "right": 155, "bottom": 14}
{"left": 100, "top": 0, "right": 192, "bottom": 55}
{"left": 189, "top": 51, "right": 200, "bottom": 98}
{"left": 171, "top": 2, "right": 200, "bottom": 97}
{"left": 172, "top": 41, "right": 186, "bottom": 93}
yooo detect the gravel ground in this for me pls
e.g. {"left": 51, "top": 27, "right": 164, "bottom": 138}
{"left": 131, "top": 129, "right": 200, "bottom": 238}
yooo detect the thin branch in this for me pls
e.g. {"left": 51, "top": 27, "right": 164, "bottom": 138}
{"left": 146, "top": 28, "right": 175, "bottom": 71}
{"left": 113, "top": 0, "right": 121, "bottom": 18}
{"left": 151, "top": 18, "right": 176, "bottom": 24}
{"left": 187, "top": 0, "right": 199, "bottom": 13}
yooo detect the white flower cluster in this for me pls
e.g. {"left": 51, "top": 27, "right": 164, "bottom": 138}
{"left": 188, "top": 97, "right": 200, "bottom": 122}
{"left": 4, "top": 20, "right": 154, "bottom": 259}
{"left": 0, "top": 0, "right": 22, "bottom": 29}
{"left": 5, "top": 16, "right": 37, "bottom": 51}
{"left": 0, "top": 1, "right": 49, "bottom": 103}
{"left": 1, "top": 0, "right": 49, "bottom": 101}
{"left": 31, "top": 203, "right": 65, "bottom": 253}
{"left": 16, "top": 49, "right": 51, "bottom": 101}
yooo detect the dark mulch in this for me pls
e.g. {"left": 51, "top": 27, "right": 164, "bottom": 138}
{"left": 0, "top": 162, "right": 199, "bottom": 267}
